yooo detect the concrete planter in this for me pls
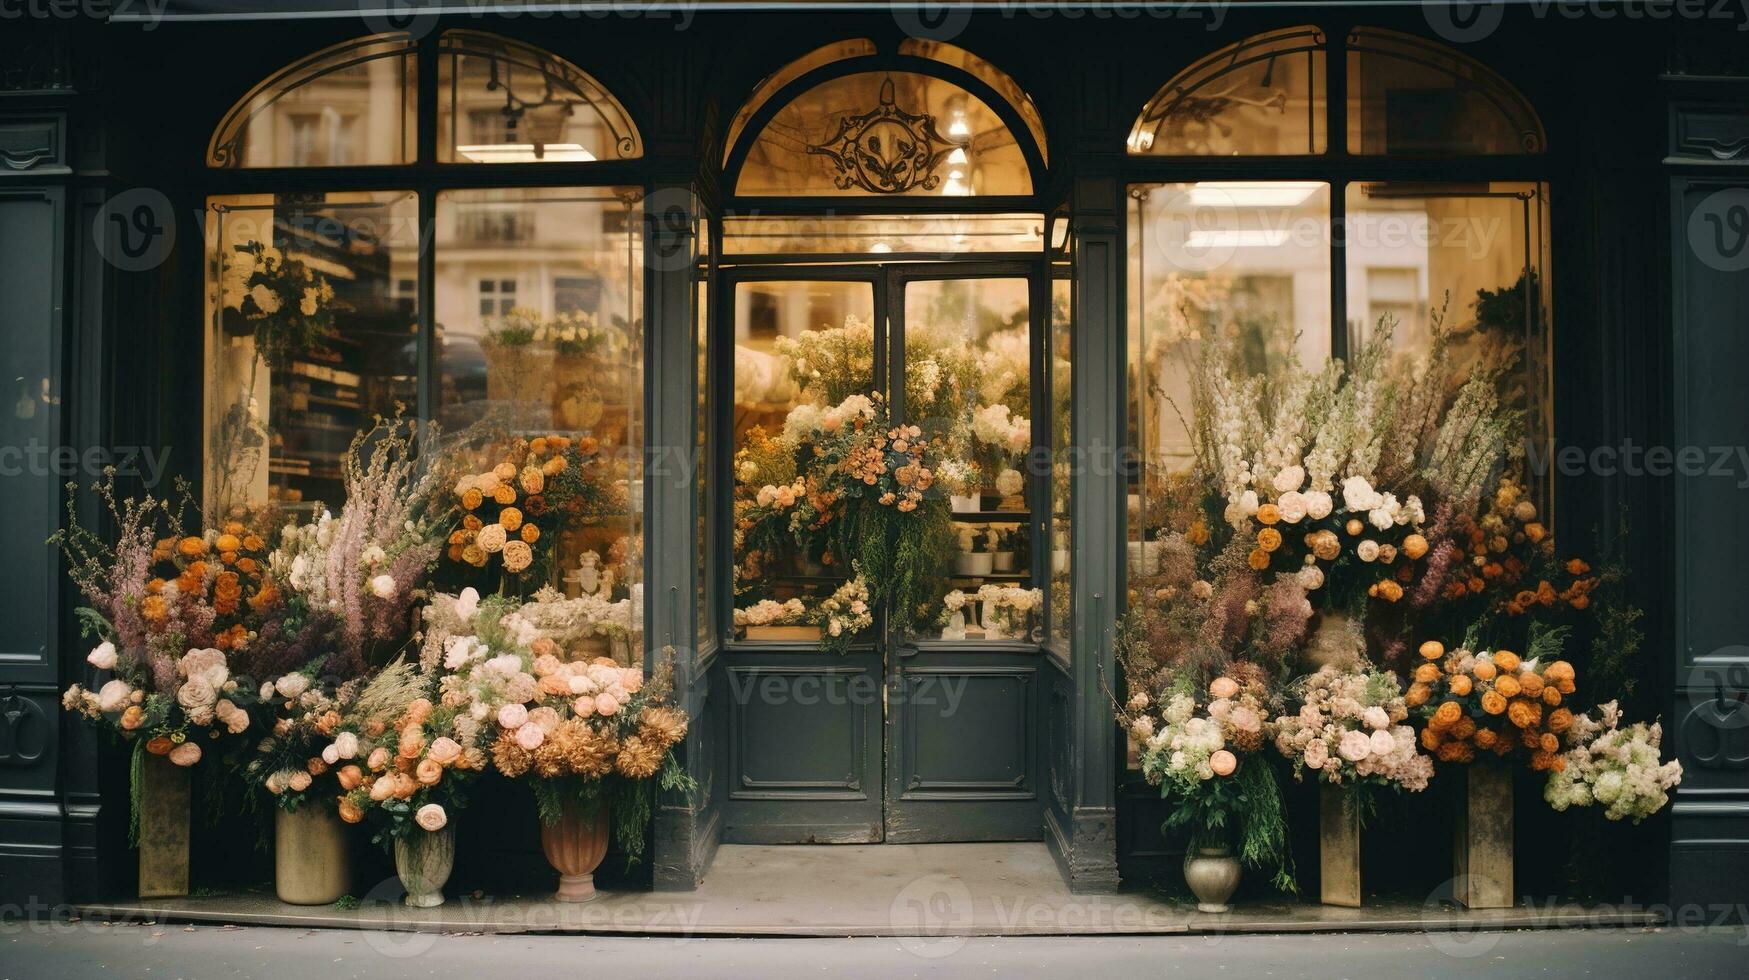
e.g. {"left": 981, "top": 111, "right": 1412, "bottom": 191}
{"left": 1453, "top": 762, "right": 1514, "bottom": 909}
{"left": 1319, "top": 782, "right": 1362, "bottom": 908}
{"left": 136, "top": 751, "right": 191, "bottom": 899}
{"left": 275, "top": 804, "right": 351, "bottom": 905}
{"left": 540, "top": 802, "right": 611, "bottom": 902}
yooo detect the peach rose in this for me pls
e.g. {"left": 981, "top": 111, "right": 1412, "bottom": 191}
{"left": 337, "top": 797, "right": 364, "bottom": 824}
{"left": 1209, "top": 750, "right": 1238, "bottom": 777}
{"left": 369, "top": 775, "right": 396, "bottom": 801}
{"left": 1208, "top": 677, "right": 1239, "bottom": 699}
{"left": 336, "top": 765, "right": 365, "bottom": 791}
{"left": 415, "top": 803, "right": 448, "bottom": 832}
{"left": 497, "top": 702, "right": 529, "bottom": 730}
{"left": 393, "top": 773, "right": 418, "bottom": 799}
{"left": 515, "top": 721, "right": 546, "bottom": 751}
{"left": 367, "top": 746, "right": 391, "bottom": 771}
{"left": 416, "top": 759, "right": 443, "bottom": 786}
{"left": 168, "top": 742, "right": 202, "bottom": 767}
{"left": 398, "top": 729, "right": 426, "bottom": 760}
{"left": 594, "top": 693, "right": 621, "bottom": 717}
{"left": 427, "top": 737, "right": 462, "bottom": 766}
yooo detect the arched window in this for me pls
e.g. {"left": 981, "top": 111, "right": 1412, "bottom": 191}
{"left": 1345, "top": 26, "right": 1545, "bottom": 155}
{"left": 724, "top": 41, "right": 1046, "bottom": 198}
{"left": 1128, "top": 25, "right": 1327, "bottom": 156}
{"left": 1124, "top": 27, "right": 1552, "bottom": 619}
{"left": 438, "top": 30, "right": 642, "bottom": 163}
{"left": 207, "top": 33, "right": 417, "bottom": 168}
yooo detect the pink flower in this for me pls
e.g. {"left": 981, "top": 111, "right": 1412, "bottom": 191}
{"left": 620, "top": 668, "right": 644, "bottom": 694}
{"left": 1304, "top": 738, "right": 1329, "bottom": 771}
{"left": 1338, "top": 730, "right": 1373, "bottom": 762}
{"left": 288, "top": 770, "right": 312, "bottom": 792}
{"left": 529, "top": 706, "right": 561, "bottom": 733}
{"left": 168, "top": 742, "right": 202, "bottom": 767}
{"left": 334, "top": 732, "right": 359, "bottom": 759}
{"left": 514, "top": 721, "right": 545, "bottom": 751}
{"left": 572, "top": 696, "right": 596, "bottom": 718}
{"left": 1369, "top": 729, "right": 1397, "bottom": 757}
{"left": 415, "top": 803, "right": 448, "bottom": 832}
{"left": 96, "top": 679, "right": 133, "bottom": 713}
{"left": 1362, "top": 706, "right": 1390, "bottom": 731}
{"left": 594, "top": 693, "right": 621, "bottom": 717}
{"left": 1209, "top": 750, "right": 1238, "bottom": 777}
{"left": 498, "top": 702, "right": 529, "bottom": 730}
{"left": 427, "top": 737, "right": 462, "bottom": 765}
{"left": 367, "top": 746, "right": 391, "bottom": 771}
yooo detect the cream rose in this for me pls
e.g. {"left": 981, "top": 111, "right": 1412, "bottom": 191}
{"left": 497, "top": 703, "right": 529, "bottom": 730}
{"left": 87, "top": 641, "right": 117, "bottom": 670}
{"left": 415, "top": 803, "right": 448, "bottom": 832}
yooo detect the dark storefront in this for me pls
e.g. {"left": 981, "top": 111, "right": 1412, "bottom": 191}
{"left": 2, "top": 1, "right": 1747, "bottom": 916}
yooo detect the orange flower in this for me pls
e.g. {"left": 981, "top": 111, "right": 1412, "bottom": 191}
{"left": 140, "top": 594, "right": 168, "bottom": 626}
{"left": 1431, "top": 701, "right": 1463, "bottom": 730}
{"left": 1519, "top": 672, "right": 1544, "bottom": 698}
{"left": 1449, "top": 674, "right": 1473, "bottom": 697}
{"left": 146, "top": 736, "right": 174, "bottom": 755}
{"left": 1420, "top": 726, "right": 1443, "bottom": 751}
{"left": 1542, "top": 687, "right": 1563, "bottom": 707}
{"left": 337, "top": 797, "right": 364, "bottom": 824}
{"left": 1185, "top": 521, "right": 1210, "bottom": 546}
{"left": 1247, "top": 548, "right": 1270, "bottom": 571}
{"left": 214, "top": 533, "right": 242, "bottom": 553}
{"left": 1403, "top": 533, "right": 1428, "bottom": 560}
{"left": 1548, "top": 707, "right": 1574, "bottom": 733}
{"left": 1524, "top": 522, "right": 1546, "bottom": 543}
{"left": 1566, "top": 558, "right": 1591, "bottom": 576}
{"left": 1472, "top": 661, "right": 1497, "bottom": 682}
{"left": 461, "top": 488, "right": 484, "bottom": 510}
{"left": 1494, "top": 674, "right": 1522, "bottom": 699}
{"left": 1474, "top": 728, "right": 1499, "bottom": 750}
{"left": 1507, "top": 700, "right": 1542, "bottom": 730}
{"left": 520, "top": 523, "right": 540, "bottom": 544}
{"left": 416, "top": 758, "right": 443, "bottom": 786}
{"left": 1539, "top": 732, "right": 1560, "bottom": 753}
{"left": 493, "top": 483, "right": 518, "bottom": 505}
{"left": 1419, "top": 640, "right": 1445, "bottom": 661}
{"left": 1493, "top": 650, "right": 1521, "bottom": 673}
{"left": 1481, "top": 691, "right": 1507, "bottom": 715}
{"left": 1451, "top": 716, "right": 1477, "bottom": 741}
{"left": 1256, "top": 504, "right": 1281, "bottom": 526}
{"left": 1406, "top": 682, "right": 1431, "bottom": 708}
{"left": 1257, "top": 527, "right": 1283, "bottom": 552}
{"left": 177, "top": 536, "right": 208, "bottom": 558}
{"left": 462, "top": 514, "right": 483, "bottom": 532}
{"left": 336, "top": 765, "right": 365, "bottom": 791}
{"left": 242, "top": 534, "right": 265, "bottom": 552}
{"left": 1414, "top": 663, "right": 1440, "bottom": 684}
{"left": 1437, "top": 741, "right": 1475, "bottom": 763}
{"left": 499, "top": 507, "right": 524, "bottom": 532}
{"left": 212, "top": 571, "right": 242, "bottom": 615}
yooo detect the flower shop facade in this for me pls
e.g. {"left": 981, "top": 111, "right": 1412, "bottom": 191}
{"left": 2, "top": 2, "right": 1748, "bottom": 916}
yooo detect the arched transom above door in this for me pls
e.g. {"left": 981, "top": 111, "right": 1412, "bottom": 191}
{"left": 724, "top": 39, "right": 1048, "bottom": 198}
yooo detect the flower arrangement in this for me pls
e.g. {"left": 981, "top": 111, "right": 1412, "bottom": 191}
{"left": 1544, "top": 700, "right": 1682, "bottom": 823}
{"left": 732, "top": 598, "right": 808, "bottom": 631}
{"left": 1118, "top": 670, "right": 1296, "bottom": 893}
{"left": 1410, "top": 641, "right": 1577, "bottom": 770}
{"left": 224, "top": 239, "right": 340, "bottom": 370}
{"left": 813, "top": 572, "right": 873, "bottom": 655}
{"left": 976, "top": 584, "right": 1044, "bottom": 639}
{"left": 418, "top": 588, "right": 690, "bottom": 857}
{"left": 1271, "top": 664, "right": 1433, "bottom": 793}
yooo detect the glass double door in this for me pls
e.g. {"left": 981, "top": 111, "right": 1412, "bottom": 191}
{"left": 722, "top": 263, "right": 1048, "bottom": 843}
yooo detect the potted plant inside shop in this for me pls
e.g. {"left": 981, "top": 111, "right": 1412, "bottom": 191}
{"left": 956, "top": 528, "right": 995, "bottom": 577}
{"left": 421, "top": 588, "right": 692, "bottom": 902}
{"left": 990, "top": 526, "right": 1018, "bottom": 572}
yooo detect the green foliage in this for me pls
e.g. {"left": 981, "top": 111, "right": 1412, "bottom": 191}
{"left": 1158, "top": 754, "right": 1297, "bottom": 894}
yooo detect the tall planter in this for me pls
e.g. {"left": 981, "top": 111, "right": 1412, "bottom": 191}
{"left": 1453, "top": 763, "right": 1514, "bottom": 909}
{"left": 1319, "top": 782, "right": 1362, "bottom": 908}
{"left": 275, "top": 804, "right": 351, "bottom": 905}
{"left": 394, "top": 827, "right": 456, "bottom": 908}
{"left": 136, "top": 751, "right": 190, "bottom": 899}
{"left": 539, "top": 802, "right": 610, "bottom": 902}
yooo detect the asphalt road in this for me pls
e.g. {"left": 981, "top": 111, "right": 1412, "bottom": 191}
{"left": 4, "top": 922, "right": 1746, "bottom": 978}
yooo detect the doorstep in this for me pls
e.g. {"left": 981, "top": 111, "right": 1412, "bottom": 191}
{"left": 73, "top": 843, "right": 1661, "bottom": 937}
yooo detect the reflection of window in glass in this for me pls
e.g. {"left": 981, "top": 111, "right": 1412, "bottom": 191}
{"left": 435, "top": 187, "right": 643, "bottom": 436}
{"left": 731, "top": 280, "right": 876, "bottom": 624}
{"left": 1344, "top": 181, "right": 1550, "bottom": 495}
{"left": 1346, "top": 27, "right": 1544, "bottom": 156}
{"left": 736, "top": 72, "right": 1031, "bottom": 196}
{"left": 1126, "top": 181, "right": 1331, "bottom": 488}
{"left": 904, "top": 277, "right": 1034, "bottom": 638}
{"left": 204, "top": 191, "right": 419, "bottom": 516}
{"left": 1129, "top": 25, "right": 1326, "bottom": 156}
{"left": 1049, "top": 277, "right": 1072, "bottom": 652}
{"left": 208, "top": 35, "right": 415, "bottom": 168}
{"left": 438, "top": 30, "right": 642, "bottom": 163}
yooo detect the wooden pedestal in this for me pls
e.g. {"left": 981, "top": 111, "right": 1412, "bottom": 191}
{"left": 1319, "top": 782, "right": 1362, "bottom": 907}
{"left": 1453, "top": 763, "right": 1514, "bottom": 909}
{"left": 136, "top": 751, "right": 191, "bottom": 898}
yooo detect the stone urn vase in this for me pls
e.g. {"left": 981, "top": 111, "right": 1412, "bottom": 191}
{"left": 394, "top": 826, "right": 456, "bottom": 908}
{"left": 274, "top": 804, "right": 351, "bottom": 905}
{"left": 540, "top": 802, "right": 611, "bottom": 902}
{"left": 1183, "top": 846, "right": 1242, "bottom": 913}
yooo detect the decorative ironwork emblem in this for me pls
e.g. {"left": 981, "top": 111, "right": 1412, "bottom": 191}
{"left": 808, "top": 78, "right": 959, "bottom": 194}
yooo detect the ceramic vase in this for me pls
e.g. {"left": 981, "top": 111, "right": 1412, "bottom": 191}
{"left": 1183, "top": 847, "right": 1241, "bottom": 913}
{"left": 394, "top": 826, "right": 455, "bottom": 908}
{"left": 540, "top": 802, "right": 611, "bottom": 902}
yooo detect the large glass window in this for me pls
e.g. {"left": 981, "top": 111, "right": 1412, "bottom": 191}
{"left": 204, "top": 191, "right": 419, "bottom": 514}
{"left": 1048, "top": 276, "right": 1072, "bottom": 650}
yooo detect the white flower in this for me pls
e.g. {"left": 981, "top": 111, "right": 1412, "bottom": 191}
{"left": 360, "top": 544, "right": 386, "bottom": 567}
{"left": 1368, "top": 507, "right": 1394, "bottom": 532}
{"left": 455, "top": 587, "right": 480, "bottom": 623}
{"left": 274, "top": 673, "right": 310, "bottom": 699}
{"left": 368, "top": 574, "right": 398, "bottom": 599}
{"left": 1296, "top": 565, "right": 1325, "bottom": 590}
{"left": 995, "top": 468, "right": 1024, "bottom": 498}
{"left": 1272, "top": 465, "right": 1305, "bottom": 494}
{"left": 97, "top": 679, "right": 133, "bottom": 713}
{"left": 87, "top": 641, "right": 117, "bottom": 670}
{"left": 1304, "top": 490, "right": 1334, "bottom": 520}
{"left": 1341, "top": 476, "right": 1381, "bottom": 512}
{"left": 1356, "top": 540, "right": 1380, "bottom": 562}
{"left": 334, "top": 732, "right": 359, "bottom": 759}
